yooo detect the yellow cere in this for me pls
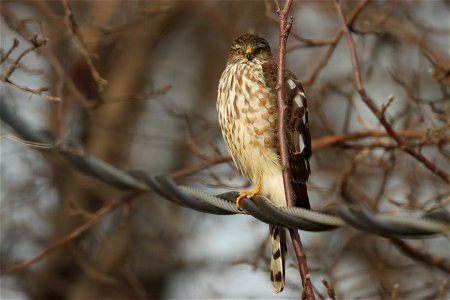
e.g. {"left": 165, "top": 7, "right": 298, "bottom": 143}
{"left": 245, "top": 48, "right": 253, "bottom": 54}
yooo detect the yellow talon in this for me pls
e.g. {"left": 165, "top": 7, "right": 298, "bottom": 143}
{"left": 236, "top": 179, "right": 262, "bottom": 210}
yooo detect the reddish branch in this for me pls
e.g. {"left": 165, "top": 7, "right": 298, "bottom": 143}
{"left": 312, "top": 130, "right": 450, "bottom": 150}
{"left": 273, "top": 0, "right": 316, "bottom": 299}
{"left": 171, "top": 129, "right": 449, "bottom": 181}
{"left": 0, "top": 193, "right": 139, "bottom": 275}
{"left": 169, "top": 129, "right": 449, "bottom": 180}
{"left": 333, "top": 0, "right": 450, "bottom": 184}
{"left": 273, "top": 0, "right": 294, "bottom": 207}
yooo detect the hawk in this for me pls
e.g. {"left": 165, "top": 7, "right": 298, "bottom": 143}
{"left": 216, "top": 34, "right": 311, "bottom": 293}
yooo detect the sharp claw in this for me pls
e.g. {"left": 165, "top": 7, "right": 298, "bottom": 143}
{"left": 236, "top": 197, "right": 244, "bottom": 210}
{"left": 236, "top": 192, "right": 248, "bottom": 210}
{"left": 235, "top": 179, "right": 262, "bottom": 210}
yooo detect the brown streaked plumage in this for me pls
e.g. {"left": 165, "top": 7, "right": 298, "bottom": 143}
{"left": 217, "top": 34, "right": 311, "bottom": 293}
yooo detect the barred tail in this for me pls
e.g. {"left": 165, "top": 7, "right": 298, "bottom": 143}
{"left": 269, "top": 225, "right": 286, "bottom": 293}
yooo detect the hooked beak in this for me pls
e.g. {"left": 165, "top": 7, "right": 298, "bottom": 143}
{"left": 245, "top": 48, "right": 254, "bottom": 61}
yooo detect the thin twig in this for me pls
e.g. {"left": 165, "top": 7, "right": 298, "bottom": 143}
{"left": 0, "top": 38, "right": 19, "bottom": 64}
{"left": 1, "top": 134, "right": 62, "bottom": 149}
{"left": 3, "top": 78, "right": 61, "bottom": 102}
{"left": 2, "top": 35, "right": 47, "bottom": 81}
{"left": 0, "top": 34, "right": 60, "bottom": 102}
{"left": 61, "top": 0, "right": 108, "bottom": 92}
{"left": 305, "top": 0, "right": 370, "bottom": 88}
{"left": 333, "top": 0, "right": 450, "bottom": 183}
{"left": 312, "top": 130, "right": 450, "bottom": 150}
{"left": 273, "top": 0, "right": 315, "bottom": 298}
{"left": 321, "top": 278, "right": 337, "bottom": 300}
{"left": 1, "top": 5, "right": 91, "bottom": 109}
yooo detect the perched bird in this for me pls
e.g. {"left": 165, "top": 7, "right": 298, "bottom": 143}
{"left": 216, "top": 34, "right": 311, "bottom": 293}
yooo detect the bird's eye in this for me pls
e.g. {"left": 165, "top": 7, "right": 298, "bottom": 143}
{"left": 255, "top": 48, "right": 262, "bottom": 54}
{"left": 236, "top": 50, "right": 242, "bottom": 54}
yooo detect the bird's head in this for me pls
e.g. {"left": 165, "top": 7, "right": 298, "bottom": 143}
{"left": 228, "top": 34, "right": 273, "bottom": 65}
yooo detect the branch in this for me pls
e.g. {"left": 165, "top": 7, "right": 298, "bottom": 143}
{"left": 0, "top": 35, "right": 60, "bottom": 102}
{"left": 305, "top": 0, "right": 370, "bottom": 88}
{"left": 2, "top": 35, "right": 46, "bottom": 80}
{"left": 166, "top": 128, "right": 450, "bottom": 181}
{"left": 3, "top": 78, "right": 61, "bottom": 102}
{"left": 1, "top": 5, "right": 92, "bottom": 109}
{"left": 61, "top": 0, "right": 108, "bottom": 92}
{"left": 391, "top": 238, "right": 450, "bottom": 275}
{"left": 333, "top": 0, "right": 450, "bottom": 184}
{"left": 0, "top": 38, "right": 19, "bottom": 64}
{"left": 0, "top": 192, "right": 138, "bottom": 275}
{"left": 273, "top": 0, "right": 315, "bottom": 298}
{"left": 312, "top": 130, "right": 450, "bottom": 150}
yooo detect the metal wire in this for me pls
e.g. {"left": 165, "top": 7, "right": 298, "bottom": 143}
{"left": 1, "top": 97, "right": 449, "bottom": 238}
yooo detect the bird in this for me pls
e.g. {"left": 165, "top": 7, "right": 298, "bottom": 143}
{"left": 216, "top": 34, "right": 311, "bottom": 293}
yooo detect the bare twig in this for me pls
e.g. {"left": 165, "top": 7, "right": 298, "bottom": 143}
{"left": 3, "top": 78, "right": 61, "bottom": 102}
{"left": 289, "top": 33, "right": 337, "bottom": 48}
{"left": 61, "top": 0, "right": 108, "bottom": 92}
{"left": 333, "top": 0, "right": 450, "bottom": 183}
{"left": 2, "top": 35, "right": 47, "bottom": 80}
{"left": 312, "top": 130, "right": 450, "bottom": 150}
{"left": 1, "top": 5, "right": 91, "bottom": 109}
{"left": 321, "top": 278, "right": 336, "bottom": 300}
{"left": 273, "top": 0, "right": 315, "bottom": 298}
{"left": 305, "top": 0, "right": 370, "bottom": 88}
{"left": 1, "top": 134, "right": 62, "bottom": 149}
{"left": 380, "top": 95, "right": 395, "bottom": 117}
{"left": 0, "top": 35, "right": 60, "bottom": 101}
{"left": 0, "top": 38, "right": 19, "bottom": 64}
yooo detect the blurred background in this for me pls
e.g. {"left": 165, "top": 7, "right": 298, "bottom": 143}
{"left": 1, "top": 1, "right": 449, "bottom": 299}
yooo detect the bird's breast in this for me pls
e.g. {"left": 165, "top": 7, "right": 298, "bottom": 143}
{"left": 217, "top": 63, "right": 281, "bottom": 180}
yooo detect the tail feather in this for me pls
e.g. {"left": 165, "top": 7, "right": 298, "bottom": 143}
{"left": 269, "top": 225, "right": 286, "bottom": 293}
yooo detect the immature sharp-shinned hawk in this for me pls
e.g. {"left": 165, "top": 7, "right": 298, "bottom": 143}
{"left": 216, "top": 34, "right": 311, "bottom": 293}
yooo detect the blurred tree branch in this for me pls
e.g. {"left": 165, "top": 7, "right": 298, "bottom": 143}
{"left": 0, "top": 192, "right": 139, "bottom": 275}
{"left": 334, "top": 0, "right": 450, "bottom": 184}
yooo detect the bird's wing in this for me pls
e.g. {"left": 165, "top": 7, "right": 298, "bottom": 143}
{"left": 262, "top": 63, "right": 311, "bottom": 209}
{"left": 285, "top": 72, "right": 311, "bottom": 209}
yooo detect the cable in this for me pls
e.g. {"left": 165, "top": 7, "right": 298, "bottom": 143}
{"left": 1, "top": 97, "right": 449, "bottom": 238}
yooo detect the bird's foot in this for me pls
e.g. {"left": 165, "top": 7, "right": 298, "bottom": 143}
{"left": 236, "top": 179, "right": 262, "bottom": 210}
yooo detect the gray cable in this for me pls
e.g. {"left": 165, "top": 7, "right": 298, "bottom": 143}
{"left": 1, "top": 97, "right": 449, "bottom": 238}
{"left": 179, "top": 186, "right": 243, "bottom": 214}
